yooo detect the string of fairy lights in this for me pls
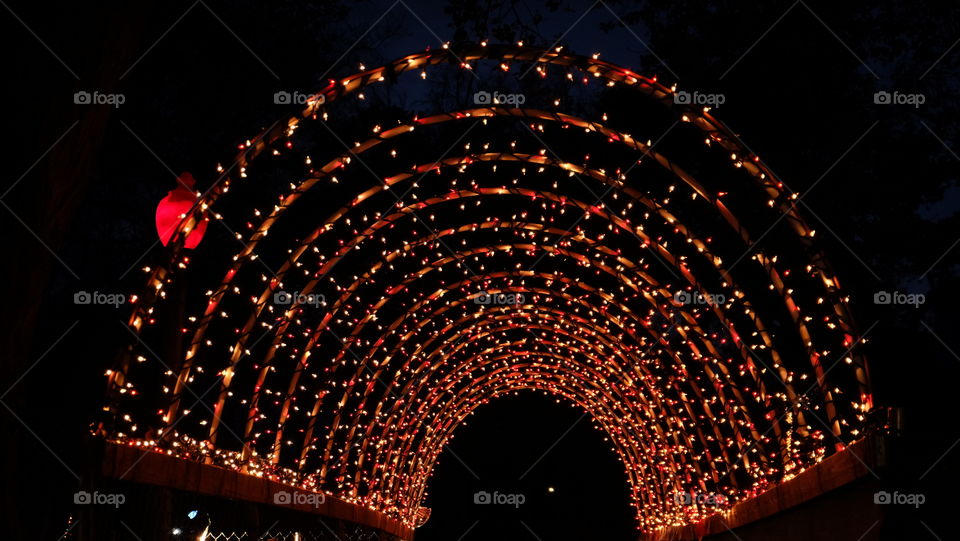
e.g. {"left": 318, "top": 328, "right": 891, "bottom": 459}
{"left": 100, "top": 44, "right": 871, "bottom": 532}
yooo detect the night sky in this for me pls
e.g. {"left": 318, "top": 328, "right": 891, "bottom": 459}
{"left": 3, "top": 2, "right": 960, "bottom": 540}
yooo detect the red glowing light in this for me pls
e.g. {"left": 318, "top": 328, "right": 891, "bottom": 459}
{"left": 155, "top": 172, "right": 209, "bottom": 249}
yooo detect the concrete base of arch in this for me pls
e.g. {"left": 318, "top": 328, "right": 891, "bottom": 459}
{"left": 78, "top": 440, "right": 413, "bottom": 540}
{"left": 81, "top": 437, "right": 893, "bottom": 540}
{"left": 640, "top": 437, "right": 889, "bottom": 541}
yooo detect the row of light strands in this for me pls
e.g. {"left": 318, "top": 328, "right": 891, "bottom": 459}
{"left": 102, "top": 44, "right": 871, "bottom": 532}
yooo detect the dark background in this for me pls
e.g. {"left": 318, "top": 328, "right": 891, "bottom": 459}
{"left": 2, "top": 1, "right": 959, "bottom": 539}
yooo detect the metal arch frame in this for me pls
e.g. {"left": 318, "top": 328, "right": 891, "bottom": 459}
{"left": 103, "top": 44, "right": 872, "bottom": 533}
{"left": 121, "top": 45, "right": 863, "bottom": 369}
{"left": 160, "top": 135, "right": 854, "bottom": 446}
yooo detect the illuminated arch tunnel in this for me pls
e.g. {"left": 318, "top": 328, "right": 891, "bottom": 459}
{"left": 99, "top": 43, "right": 873, "bottom": 537}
